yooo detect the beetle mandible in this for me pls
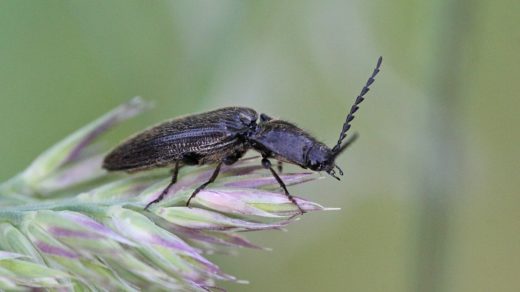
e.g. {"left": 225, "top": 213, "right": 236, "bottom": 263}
{"left": 103, "top": 57, "right": 382, "bottom": 213}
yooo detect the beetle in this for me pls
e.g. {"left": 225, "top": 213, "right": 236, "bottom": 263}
{"left": 103, "top": 57, "right": 382, "bottom": 212}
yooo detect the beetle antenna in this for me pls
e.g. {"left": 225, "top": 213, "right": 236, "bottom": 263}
{"left": 333, "top": 132, "right": 359, "bottom": 158}
{"left": 332, "top": 56, "right": 382, "bottom": 154}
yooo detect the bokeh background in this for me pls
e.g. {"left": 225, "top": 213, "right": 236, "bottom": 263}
{"left": 1, "top": 1, "right": 518, "bottom": 291}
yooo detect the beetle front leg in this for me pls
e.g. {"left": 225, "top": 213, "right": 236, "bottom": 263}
{"left": 145, "top": 161, "right": 180, "bottom": 210}
{"left": 261, "top": 157, "right": 305, "bottom": 214}
{"left": 186, "top": 162, "right": 223, "bottom": 207}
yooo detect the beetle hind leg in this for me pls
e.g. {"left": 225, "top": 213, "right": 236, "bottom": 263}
{"left": 186, "top": 162, "right": 223, "bottom": 207}
{"left": 144, "top": 162, "right": 180, "bottom": 210}
{"left": 261, "top": 158, "right": 305, "bottom": 215}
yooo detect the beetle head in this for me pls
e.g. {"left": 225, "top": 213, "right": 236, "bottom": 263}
{"left": 305, "top": 144, "right": 344, "bottom": 180}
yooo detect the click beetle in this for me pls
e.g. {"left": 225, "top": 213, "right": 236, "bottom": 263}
{"left": 103, "top": 57, "right": 382, "bottom": 212}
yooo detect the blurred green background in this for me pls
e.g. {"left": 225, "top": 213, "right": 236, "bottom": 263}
{"left": 1, "top": 1, "right": 518, "bottom": 291}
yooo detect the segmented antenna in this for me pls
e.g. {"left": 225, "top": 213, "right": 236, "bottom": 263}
{"left": 332, "top": 56, "right": 382, "bottom": 154}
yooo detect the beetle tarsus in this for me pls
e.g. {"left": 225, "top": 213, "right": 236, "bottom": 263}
{"left": 186, "top": 162, "right": 223, "bottom": 207}
{"left": 262, "top": 158, "right": 305, "bottom": 215}
{"left": 144, "top": 162, "right": 180, "bottom": 210}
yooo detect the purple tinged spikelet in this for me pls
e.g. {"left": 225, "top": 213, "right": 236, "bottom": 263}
{"left": 35, "top": 241, "right": 80, "bottom": 259}
{"left": 0, "top": 99, "right": 338, "bottom": 291}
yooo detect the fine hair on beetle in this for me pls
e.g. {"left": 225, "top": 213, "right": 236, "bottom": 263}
{"left": 103, "top": 57, "right": 383, "bottom": 213}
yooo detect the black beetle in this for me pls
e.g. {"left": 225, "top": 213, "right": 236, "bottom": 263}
{"left": 103, "top": 57, "right": 382, "bottom": 212}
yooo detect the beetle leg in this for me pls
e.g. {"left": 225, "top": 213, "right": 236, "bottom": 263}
{"left": 261, "top": 158, "right": 305, "bottom": 214}
{"left": 223, "top": 150, "right": 245, "bottom": 165}
{"left": 186, "top": 162, "right": 223, "bottom": 207}
{"left": 260, "top": 113, "right": 273, "bottom": 122}
{"left": 277, "top": 160, "right": 283, "bottom": 173}
{"left": 145, "top": 161, "right": 180, "bottom": 210}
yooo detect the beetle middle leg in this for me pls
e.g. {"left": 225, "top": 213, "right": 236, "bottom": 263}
{"left": 260, "top": 113, "right": 273, "bottom": 122}
{"left": 186, "top": 162, "right": 223, "bottom": 207}
{"left": 277, "top": 161, "right": 283, "bottom": 173}
{"left": 145, "top": 161, "right": 180, "bottom": 210}
{"left": 261, "top": 157, "right": 305, "bottom": 214}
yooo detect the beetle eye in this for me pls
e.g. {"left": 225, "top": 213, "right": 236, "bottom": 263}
{"left": 308, "top": 160, "right": 324, "bottom": 171}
